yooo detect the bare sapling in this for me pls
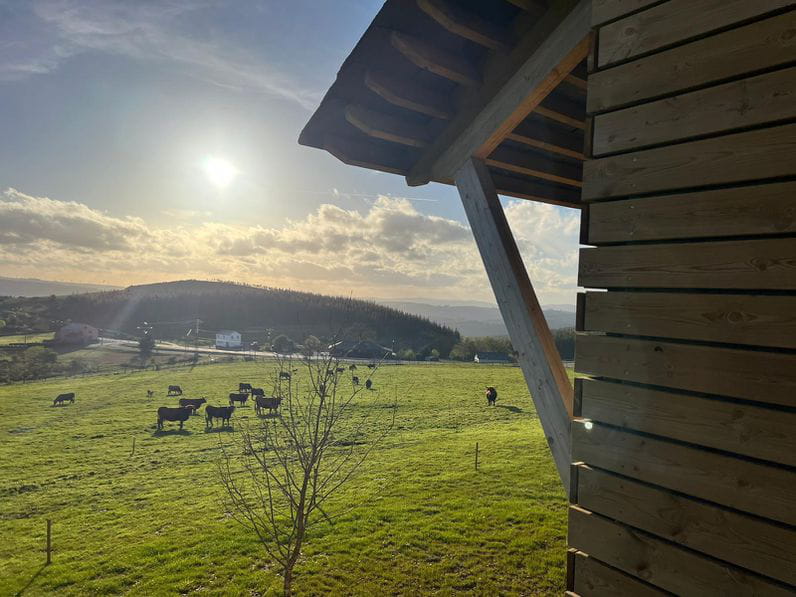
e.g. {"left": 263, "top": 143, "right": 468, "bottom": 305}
{"left": 217, "top": 350, "right": 395, "bottom": 596}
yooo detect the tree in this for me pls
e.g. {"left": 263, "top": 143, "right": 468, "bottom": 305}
{"left": 217, "top": 355, "right": 395, "bottom": 596}
{"left": 272, "top": 334, "right": 295, "bottom": 355}
{"left": 301, "top": 335, "right": 321, "bottom": 356}
{"left": 398, "top": 348, "right": 416, "bottom": 361}
{"left": 138, "top": 334, "right": 155, "bottom": 359}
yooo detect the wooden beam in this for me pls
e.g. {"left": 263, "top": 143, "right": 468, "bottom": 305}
{"left": 407, "top": 0, "right": 591, "bottom": 185}
{"left": 417, "top": 0, "right": 512, "bottom": 53}
{"left": 487, "top": 145, "right": 583, "bottom": 187}
{"left": 344, "top": 104, "right": 431, "bottom": 148}
{"left": 506, "top": 0, "right": 548, "bottom": 16}
{"left": 455, "top": 158, "right": 573, "bottom": 489}
{"left": 563, "top": 73, "right": 587, "bottom": 92}
{"left": 390, "top": 31, "right": 480, "bottom": 86}
{"left": 508, "top": 118, "right": 585, "bottom": 160}
{"left": 535, "top": 95, "right": 586, "bottom": 129}
{"left": 323, "top": 135, "right": 413, "bottom": 175}
{"left": 492, "top": 172, "right": 582, "bottom": 207}
{"left": 364, "top": 70, "right": 453, "bottom": 120}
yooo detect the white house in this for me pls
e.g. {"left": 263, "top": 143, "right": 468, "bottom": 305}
{"left": 215, "top": 330, "right": 242, "bottom": 349}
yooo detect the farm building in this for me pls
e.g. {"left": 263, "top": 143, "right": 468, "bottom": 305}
{"left": 300, "top": 0, "right": 796, "bottom": 594}
{"left": 473, "top": 351, "right": 511, "bottom": 364}
{"left": 215, "top": 330, "right": 242, "bottom": 349}
{"left": 54, "top": 322, "right": 99, "bottom": 345}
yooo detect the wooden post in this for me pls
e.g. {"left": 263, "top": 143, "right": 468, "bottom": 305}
{"left": 46, "top": 519, "right": 52, "bottom": 565}
{"left": 475, "top": 442, "right": 479, "bottom": 470}
{"left": 455, "top": 157, "right": 572, "bottom": 491}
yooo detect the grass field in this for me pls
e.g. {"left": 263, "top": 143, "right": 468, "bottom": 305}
{"left": 0, "top": 333, "right": 54, "bottom": 345}
{"left": 0, "top": 361, "right": 569, "bottom": 596}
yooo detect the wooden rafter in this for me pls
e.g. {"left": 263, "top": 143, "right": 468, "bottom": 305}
{"left": 390, "top": 31, "right": 480, "bottom": 86}
{"left": 364, "top": 70, "right": 453, "bottom": 120}
{"left": 492, "top": 172, "right": 582, "bottom": 207}
{"left": 323, "top": 135, "right": 413, "bottom": 175}
{"left": 506, "top": 0, "right": 548, "bottom": 16}
{"left": 564, "top": 73, "right": 587, "bottom": 92}
{"left": 417, "top": 0, "right": 512, "bottom": 52}
{"left": 487, "top": 145, "right": 583, "bottom": 187}
{"left": 508, "top": 119, "right": 585, "bottom": 160}
{"left": 536, "top": 105, "right": 585, "bottom": 129}
{"left": 344, "top": 105, "right": 431, "bottom": 148}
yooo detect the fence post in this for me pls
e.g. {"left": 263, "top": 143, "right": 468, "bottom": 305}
{"left": 46, "top": 519, "right": 52, "bottom": 565}
{"left": 475, "top": 442, "right": 479, "bottom": 470}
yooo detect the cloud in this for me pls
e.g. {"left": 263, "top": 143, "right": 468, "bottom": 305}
{"left": 0, "top": 188, "right": 580, "bottom": 305}
{"left": 1, "top": 1, "right": 322, "bottom": 109}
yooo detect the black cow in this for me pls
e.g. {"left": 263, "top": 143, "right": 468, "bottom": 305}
{"left": 486, "top": 386, "right": 498, "bottom": 406}
{"left": 146, "top": 390, "right": 154, "bottom": 398}
{"left": 157, "top": 406, "right": 191, "bottom": 430}
{"left": 349, "top": 364, "right": 357, "bottom": 371}
{"left": 206, "top": 405, "right": 235, "bottom": 427}
{"left": 229, "top": 392, "right": 248, "bottom": 406}
{"left": 239, "top": 383, "right": 252, "bottom": 393}
{"left": 255, "top": 395, "right": 282, "bottom": 416}
{"left": 53, "top": 392, "right": 75, "bottom": 406}
{"left": 367, "top": 363, "right": 376, "bottom": 369}
{"left": 178, "top": 397, "right": 206, "bottom": 412}
{"left": 365, "top": 379, "right": 373, "bottom": 390}
{"left": 251, "top": 387, "right": 265, "bottom": 397}
{"left": 167, "top": 385, "right": 183, "bottom": 396}
{"left": 279, "top": 371, "right": 291, "bottom": 380}
{"left": 352, "top": 376, "right": 360, "bottom": 386}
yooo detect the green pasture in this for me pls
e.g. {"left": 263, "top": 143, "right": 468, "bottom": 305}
{"left": 0, "top": 361, "right": 569, "bottom": 596}
{"left": 0, "top": 333, "right": 54, "bottom": 346}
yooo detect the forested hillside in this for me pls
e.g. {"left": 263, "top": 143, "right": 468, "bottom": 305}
{"left": 0, "top": 280, "right": 460, "bottom": 356}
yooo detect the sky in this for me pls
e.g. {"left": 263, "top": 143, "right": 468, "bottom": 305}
{"left": 0, "top": 0, "right": 581, "bottom": 306}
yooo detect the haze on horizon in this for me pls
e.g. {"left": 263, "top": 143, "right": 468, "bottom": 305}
{"left": 0, "top": 0, "right": 580, "bottom": 306}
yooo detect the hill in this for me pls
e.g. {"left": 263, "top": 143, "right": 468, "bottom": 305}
{"left": 0, "top": 280, "right": 459, "bottom": 356}
{"left": 379, "top": 300, "right": 575, "bottom": 336}
{"left": 0, "top": 275, "right": 120, "bottom": 297}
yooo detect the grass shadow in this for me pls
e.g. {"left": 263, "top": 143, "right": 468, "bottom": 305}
{"left": 204, "top": 426, "right": 234, "bottom": 433}
{"left": 496, "top": 404, "right": 524, "bottom": 414}
{"left": 152, "top": 429, "right": 192, "bottom": 437}
{"left": 256, "top": 412, "right": 281, "bottom": 420}
{"left": 14, "top": 564, "right": 46, "bottom": 596}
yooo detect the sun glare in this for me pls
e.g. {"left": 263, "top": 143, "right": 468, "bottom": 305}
{"left": 203, "top": 156, "right": 238, "bottom": 189}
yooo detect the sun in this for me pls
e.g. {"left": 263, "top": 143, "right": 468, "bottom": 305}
{"left": 203, "top": 156, "right": 238, "bottom": 189}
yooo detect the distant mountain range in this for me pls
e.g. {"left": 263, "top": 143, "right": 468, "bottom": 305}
{"left": 379, "top": 300, "right": 575, "bottom": 336}
{"left": 0, "top": 276, "right": 120, "bottom": 297}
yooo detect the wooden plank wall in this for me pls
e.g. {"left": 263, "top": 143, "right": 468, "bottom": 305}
{"left": 569, "top": 2, "right": 796, "bottom": 594}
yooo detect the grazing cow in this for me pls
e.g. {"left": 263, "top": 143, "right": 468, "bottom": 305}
{"left": 206, "top": 405, "right": 235, "bottom": 427}
{"left": 157, "top": 406, "right": 191, "bottom": 430}
{"left": 255, "top": 395, "right": 282, "bottom": 416}
{"left": 178, "top": 397, "right": 206, "bottom": 412}
{"left": 53, "top": 392, "right": 75, "bottom": 406}
{"left": 279, "top": 371, "right": 291, "bottom": 380}
{"left": 229, "top": 392, "right": 249, "bottom": 406}
{"left": 486, "top": 386, "right": 498, "bottom": 406}
{"left": 367, "top": 363, "right": 376, "bottom": 369}
{"left": 251, "top": 387, "right": 265, "bottom": 397}
{"left": 365, "top": 379, "right": 373, "bottom": 390}
{"left": 335, "top": 367, "right": 345, "bottom": 373}
{"left": 349, "top": 364, "right": 357, "bottom": 371}
{"left": 167, "top": 385, "right": 183, "bottom": 396}
{"left": 239, "top": 383, "right": 252, "bottom": 393}
{"left": 352, "top": 376, "right": 360, "bottom": 386}
{"left": 146, "top": 390, "right": 154, "bottom": 398}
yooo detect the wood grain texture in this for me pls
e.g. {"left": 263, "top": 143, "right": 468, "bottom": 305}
{"left": 585, "top": 182, "right": 796, "bottom": 243}
{"left": 592, "top": 67, "right": 796, "bottom": 155}
{"left": 582, "top": 122, "right": 796, "bottom": 200}
{"left": 571, "top": 422, "right": 796, "bottom": 526}
{"left": 390, "top": 31, "right": 480, "bottom": 86}
{"left": 579, "top": 237, "right": 796, "bottom": 290}
{"left": 581, "top": 291, "right": 796, "bottom": 349}
{"left": 579, "top": 378, "right": 796, "bottom": 467}
{"left": 344, "top": 105, "right": 431, "bottom": 148}
{"left": 455, "top": 158, "right": 572, "bottom": 489}
{"left": 571, "top": 551, "right": 668, "bottom": 596}
{"left": 487, "top": 145, "right": 583, "bottom": 187}
{"left": 588, "top": 10, "right": 796, "bottom": 113}
{"left": 417, "top": 0, "right": 512, "bottom": 52}
{"left": 597, "top": 0, "right": 793, "bottom": 68}
{"left": 575, "top": 334, "right": 796, "bottom": 407}
{"left": 591, "top": 0, "right": 664, "bottom": 27}
{"left": 364, "top": 70, "right": 453, "bottom": 120}
{"left": 575, "top": 467, "right": 796, "bottom": 586}
{"left": 568, "top": 507, "right": 793, "bottom": 596}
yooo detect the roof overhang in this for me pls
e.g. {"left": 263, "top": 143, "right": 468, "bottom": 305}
{"left": 299, "top": 0, "right": 591, "bottom": 208}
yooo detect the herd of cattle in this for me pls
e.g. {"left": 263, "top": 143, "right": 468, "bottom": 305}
{"left": 51, "top": 364, "right": 374, "bottom": 432}
{"left": 156, "top": 381, "right": 284, "bottom": 430}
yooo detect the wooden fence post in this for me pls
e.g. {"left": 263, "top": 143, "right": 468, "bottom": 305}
{"left": 46, "top": 519, "right": 52, "bottom": 565}
{"left": 475, "top": 442, "right": 479, "bottom": 470}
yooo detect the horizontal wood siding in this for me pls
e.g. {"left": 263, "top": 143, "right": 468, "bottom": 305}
{"left": 588, "top": 10, "right": 796, "bottom": 113}
{"left": 581, "top": 291, "right": 796, "bottom": 348}
{"left": 578, "top": 378, "right": 796, "bottom": 466}
{"left": 592, "top": 67, "right": 796, "bottom": 155}
{"left": 585, "top": 181, "right": 796, "bottom": 244}
{"left": 573, "top": 4, "right": 796, "bottom": 592}
{"left": 575, "top": 465, "right": 796, "bottom": 585}
{"left": 597, "top": 0, "right": 793, "bottom": 68}
{"left": 568, "top": 507, "right": 793, "bottom": 596}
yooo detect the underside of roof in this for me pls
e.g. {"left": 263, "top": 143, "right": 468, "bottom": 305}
{"left": 299, "top": 0, "right": 589, "bottom": 208}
